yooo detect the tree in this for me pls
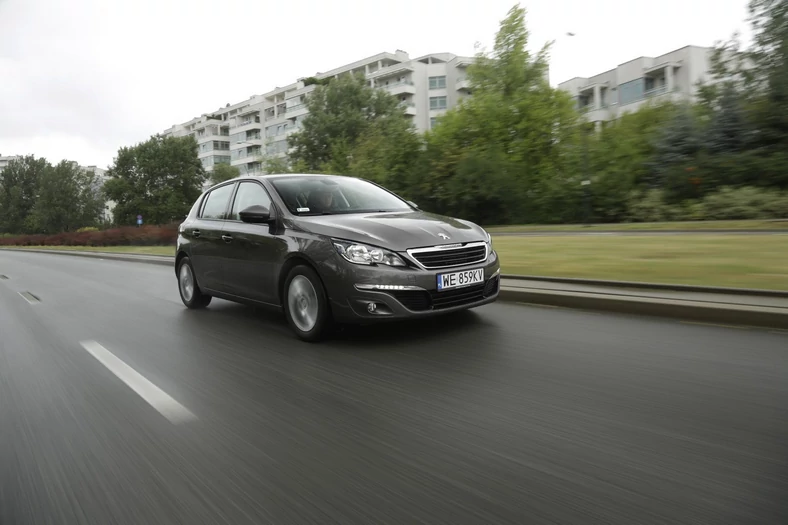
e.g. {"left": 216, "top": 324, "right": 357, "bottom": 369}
{"left": 649, "top": 103, "right": 703, "bottom": 201}
{"left": 346, "top": 108, "right": 425, "bottom": 196}
{"left": 288, "top": 72, "right": 419, "bottom": 175}
{"left": 209, "top": 163, "right": 240, "bottom": 185}
{"left": 705, "top": 83, "right": 748, "bottom": 154}
{"left": 0, "top": 155, "right": 50, "bottom": 234}
{"left": 27, "top": 161, "right": 105, "bottom": 233}
{"left": 103, "top": 135, "right": 206, "bottom": 226}
{"left": 698, "top": 0, "right": 788, "bottom": 188}
{"left": 583, "top": 101, "right": 680, "bottom": 221}
{"left": 419, "top": 4, "right": 579, "bottom": 225}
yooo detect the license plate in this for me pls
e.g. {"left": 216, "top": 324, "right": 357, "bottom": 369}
{"left": 437, "top": 268, "right": 484, "bottom": 291}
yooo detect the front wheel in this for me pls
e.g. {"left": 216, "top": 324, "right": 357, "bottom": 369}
{"left": 177, "top": 256, "right": 212, "bottom": 309}
{"left": 283, "top": 265, "right": 331, "bottom": 342}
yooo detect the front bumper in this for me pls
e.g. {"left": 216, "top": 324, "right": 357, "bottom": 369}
{"left": 325, "top": 249, "right": 501, "bottom": 323}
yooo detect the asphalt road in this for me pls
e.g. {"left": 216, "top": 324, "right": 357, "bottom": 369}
{"left": 1, "top": 251, "right": 786, "bottom": 525}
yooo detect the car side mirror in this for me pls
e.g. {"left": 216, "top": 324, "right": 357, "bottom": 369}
{"left": 407, "top": 201, "right": 419, "bottom": 209}
{"left": 239, "top": 205, "right": 273, "bottom": 224}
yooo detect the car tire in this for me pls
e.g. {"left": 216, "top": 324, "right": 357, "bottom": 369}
{"left": 283, "top": 264, "right": 331, "bottom": 342}
{"left": 177, "top": 256, "right": 212, "bottom": 309}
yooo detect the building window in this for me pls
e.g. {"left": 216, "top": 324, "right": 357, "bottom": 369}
{"left": 429, "top": 76, "right": 446, "bottom": 89}
{"left": 266, "top": 139, "right": 289, "bottom": 155}
{"left": 429, "top": 96, "right": 447, "bottom": 110}
{"left": 430, "top": 117, "right": 437, "bottom": 129}
{"left": 618, "top": 78, "right": 645, "bottom": 106}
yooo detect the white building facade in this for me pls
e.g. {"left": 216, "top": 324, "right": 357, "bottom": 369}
{"left": 0, "top": 155, "right": 20, "bottom": 173}
{"left": 558, "top": 45, "right": 713, "bottom": 128}
{"left": 161, "top": 50, "right": 475, "bottom": 177}
{"left": 81, "top": 165, "right": 116, "bottom": 223}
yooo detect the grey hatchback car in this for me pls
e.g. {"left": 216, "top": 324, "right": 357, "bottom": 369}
{"left": 175, "top": 174, "right": 501, "bottom": 341}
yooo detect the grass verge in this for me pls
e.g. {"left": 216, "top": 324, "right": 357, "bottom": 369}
{"left": 3, "top": 234, "right": 787, "bottom": 290}
{"left": 493, "top": 235, "right": 788, "bottom": 290}
{"left": 486, "top": 219, "right": 788, "bottom": 233}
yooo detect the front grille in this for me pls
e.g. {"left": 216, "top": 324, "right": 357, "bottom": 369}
{"left": 430, "top": 284, "right": 486, "bottom": 310}
{"left": 409, "top": 243, "right": 487, "bottom": 270}
{"left": 389, "top": 290, "right": 431, "bottom": 311}
{"left": 388, "top": 278, "right": 496, "bottom": 312}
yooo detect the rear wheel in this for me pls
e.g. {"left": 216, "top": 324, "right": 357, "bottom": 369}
{"left": 283, "top": 265, "right": 330, "bottom": 342}
{"left": 177, "top": 256, "right": 212, "bottom": 309}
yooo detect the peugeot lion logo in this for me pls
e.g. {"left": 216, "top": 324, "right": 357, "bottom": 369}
{"left": 438, "top": 233, "right": 450, "bottom": 240}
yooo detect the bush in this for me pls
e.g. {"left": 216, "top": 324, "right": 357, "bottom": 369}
{"left": 700, "top": 187, "right": 788, "bottom": 220}
{"left": 0, "top": 224, "right": 179, "bottom": 247}
{"left": 625, "top": 186, "right": 788, "bottom": 222}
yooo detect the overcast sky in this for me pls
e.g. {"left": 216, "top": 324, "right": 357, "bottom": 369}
{"left": 0, "top": 0, "right": 751, "bottom": 169}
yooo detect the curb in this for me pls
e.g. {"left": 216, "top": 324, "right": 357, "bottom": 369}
{"left": 4, "top": 248, "right": 788, "bottom": 330}
{"left": 499, "top": 286, "right": 788, "bottom": 330}
{"left": 0, "top": 248, "right": 175, "bottom": 267}
{"left": 501, "top": 274, "right": 788, "bottom": 298}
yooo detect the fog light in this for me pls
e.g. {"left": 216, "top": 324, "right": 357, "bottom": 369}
{"left": 367, "top": 302, "right": 377, "bottom": 313}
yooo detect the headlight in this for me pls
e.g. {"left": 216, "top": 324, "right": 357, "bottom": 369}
{"left": 332, "top": 240, "right": 407, "bottom": 267}
{"left": 483, "top": 229, "right": 495, "bottom": 256}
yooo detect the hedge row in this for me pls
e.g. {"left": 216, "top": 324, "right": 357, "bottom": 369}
{"left": 627, "top": 187, "right": 788, "bottom": 223}
{"left": 0, "top": 224, "right": 179, "bottom": 247}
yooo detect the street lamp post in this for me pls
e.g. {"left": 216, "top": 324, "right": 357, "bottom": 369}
{"left": 556, "top": 31, "right": 592, "bottom": 226}
{"left": 582, "top": 125, "right": 591, "bottom": 226}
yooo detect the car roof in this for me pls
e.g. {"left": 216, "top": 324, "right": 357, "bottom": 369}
{"left": 256, "top": 173, "right": 347, "bottom": 180}
{"left": 205, "top": 173, "right": 357, "bottom": 193}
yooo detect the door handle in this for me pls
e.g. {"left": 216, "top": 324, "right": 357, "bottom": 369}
{"left": 192, "top": 229, "right": 201, "bottom": 238}
{"left": 222, "top": 234, "right": 233, "bottom": 243}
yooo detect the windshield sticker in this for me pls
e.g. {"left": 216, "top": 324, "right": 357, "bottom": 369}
{"left": 297, "top": 207, "right": 310, "bottom": 212}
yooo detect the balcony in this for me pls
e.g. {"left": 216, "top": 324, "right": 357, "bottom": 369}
{"left": 584, "top": 105, "right": 613, "bottom": 122}
{"left": 285, "top": 103, "right": 309, "bottom": 118}
{"left": 456, "top": 78, "right": 471, "bottom": 92}
{"left": 644, "top": 85, "right": 669, "bottom": 98}
{"left": 382, "top": 80, "right": 416, "bottom": 96}
{"left": 196, "top": 133, "right": 228, "bottom": 143}
{"left": 235, "top": 138, "right": 263, "bottom": 149}
{"left": 399, "top": 102, "right": 417, "bottom": 116}
{"left": 286, "top": 84, "right": 317, "bottom": 99}
{"left": 368, "top": 64, "right": 415, "bottom": 81}
{"left": 643, "top": 61, "right": 680, "bottom": 75}
{"left": 265, "top": 108, "right": 289, "bottom": 123}
{"left": 231, "top": 117, "right": 261, "bottom": 130}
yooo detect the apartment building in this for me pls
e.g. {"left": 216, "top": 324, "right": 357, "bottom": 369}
{"left": 0, "top": 157, "right": 115, "bottom": 222}
{"left": 0, "top": 155, "right": 20, "bottom": 173}
{"left": 82, "top": 165, "right": 116, "bottom": 222}
{"left": 558, "top": 45, "right": 713, "bottom": 128}
{"left": 161, "top": 50, "right": 475, "bottom": 177}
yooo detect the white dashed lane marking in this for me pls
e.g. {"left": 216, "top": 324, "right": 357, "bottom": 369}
{"left": 80, "top": 340, "right": 197, "bottom": 424}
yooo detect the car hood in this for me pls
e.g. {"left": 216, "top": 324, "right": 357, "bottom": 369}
{"left": 292, "top": 210, "right": 487, "bottom": 251}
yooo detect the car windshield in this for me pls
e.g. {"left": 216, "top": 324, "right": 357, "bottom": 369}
{"left": 270, "top": 175, "right": 413, "bottom": 215}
